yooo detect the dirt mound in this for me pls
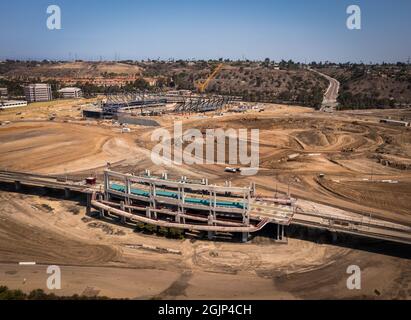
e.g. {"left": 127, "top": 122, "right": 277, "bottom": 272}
{"left": 0, "top": 122, "right": 141, "bottom": 174}
{"left": 296, "top": 130, "right": 330, "bottom": 147}
{"left": 0, "top": 217, "right": 119, "bottom": 265}
{"left": 375, "top": 155, "right": 411, "bottom": 170}
{"left": 318, "top": 179, "right": 411, "bottom": 224}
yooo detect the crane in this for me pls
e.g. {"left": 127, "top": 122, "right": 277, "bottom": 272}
{"left": 196, "top": 63, "right": 224, "bottom": 93}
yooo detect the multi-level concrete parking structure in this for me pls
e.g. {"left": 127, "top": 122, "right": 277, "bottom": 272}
{"left": 1, "top": 169, "right": 410, "bottom": 245}
{"left": 91, "top": 170, "right": 294, "bottom": 242}
{"left": 24, "top": 84, "right": 52, "bottom": 102}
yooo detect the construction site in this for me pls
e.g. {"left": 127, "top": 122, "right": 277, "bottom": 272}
{"left": 0, "top": 99, "right": 411, "bottom": 298}
{"left": 0, "top": 60, "right": 411, "bottom": 299}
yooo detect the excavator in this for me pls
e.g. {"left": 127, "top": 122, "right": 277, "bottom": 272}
{"left": 196, "top": 63, "right": 224, "bottom": 93}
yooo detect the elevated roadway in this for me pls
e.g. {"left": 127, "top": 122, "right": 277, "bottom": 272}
{"left": 1, "top": 170, "right": 410, "bottom": 245}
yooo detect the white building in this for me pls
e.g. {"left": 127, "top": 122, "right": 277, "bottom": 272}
{"left": 24, "top": 84, "right": 52, "bottom": 102}
{"left": 58, "top": 87, "right": 83, "bottom": 99}
{"left": 380, "top": 119, "right": 410, "bottom": 127}
{"left": 0, "top": 100, "right": 28, "bottom": 109}
{"left": 0, "top": 87, "right": 7, "bottom": 96}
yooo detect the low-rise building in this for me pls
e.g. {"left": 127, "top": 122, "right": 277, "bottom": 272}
{"left": 0, "top": 87, "right": 8, "bottom": 96}
{"left": 0, "top": 100, "right": 28, "bottom": 109}
{"left": 24, "top": 84, "right": 52, "bottom": 102}
{"left": 58, "top": 87, "right": 83, "bottom": 99}
{"left": 380, "top": 119, "right": 410, "bottom": 127}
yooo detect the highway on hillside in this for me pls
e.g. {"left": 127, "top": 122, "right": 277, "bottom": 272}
{"left": 309, "top": 68, "right": 340, "bottom": 111}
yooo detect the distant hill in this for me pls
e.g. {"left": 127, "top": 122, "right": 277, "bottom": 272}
{"left": 315, "top": 63, "right": 411, "bottom": 109}
{"left": 141, "top": 60, "right": 328, "bottom": 107}
{"left": 0, "top": 61, "right": 142, "bottom": 78}
{"left": 0, "top": 60, "right": 328, "bottom": 107}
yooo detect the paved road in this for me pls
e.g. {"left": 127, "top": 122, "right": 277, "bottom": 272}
{"left": 309, "top": 68, "right": 340, "bottom": 112}
{"left": 2, "top": 169, "right": 411, "bottom": 245}
{"left": 295, "top": 199, "right": 411, "bottom": 245}
{"left": 0, "top": 170, "right": 97, "bottom": 193}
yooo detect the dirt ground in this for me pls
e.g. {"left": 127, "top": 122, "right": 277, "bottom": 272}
{"left": 0, "top": 101, "right": 410, "bottom": 299}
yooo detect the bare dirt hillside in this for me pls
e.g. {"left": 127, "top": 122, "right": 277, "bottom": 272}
{"left": 0, "top": 61, "right": 142, "bottom": 78}
{"left": 0, "top": 100, "right": 410, "bottom": 299}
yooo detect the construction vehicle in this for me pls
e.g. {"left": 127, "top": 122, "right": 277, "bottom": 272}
{"left": 197, "top": 63, "right": 224, "bottom": 93}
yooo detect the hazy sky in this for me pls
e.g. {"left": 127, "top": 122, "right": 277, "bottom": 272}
{"left": 0, "top": 0, "right": 410, "bottom": 62}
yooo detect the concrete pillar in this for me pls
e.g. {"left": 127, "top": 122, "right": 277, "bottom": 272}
{"left": 213, "top": 191, "right": 217, "bottom": 220}
{"left": 242, "top": 232, "right": 249, "bottom": 243}
{"left": 332, "top": 232, "right": 338, "bottom": 243}
{"left": 178, "top": 187, "right": 185, "bottom": 221}
{"left": 15, "top": 181, "right": 21, "bottom": 191}
{"left": 207, "top": 214, "right": 214, "bottom": 240}
{"left": 104, "top": 172, "right": 109, "bottom": 200}
{"left": 148, "top": 183, "right": 157, "bottom": 219}
{"left": 243, "top": 191, "right": 246, "bottom": 214}
{"left": 125, "top": 178, "right": 131, "bottom": 210}
{"left": 180, "top": 203, "right": 185, "bottom": 218}
{"left": 242, "top": 191, "right": 251, "bottom": 226}
{"left": 181, "top": 187, "right": 185, "bottom": 203}
{"left": 146, "top": 207, "right": 151, "bottom": 219}
{"left": 120, "top": 201, "right": 126, "bottom": 224}
{"left": 97, "top": 193, "right": 104, "bottom": 218}
{"left": 86, "top": 193, "right": 91, "bottom": 215}
{"left": 152, "top": 184, "right": 157, "bottom": 210}
{"left": 275, "top": 225, "right": 286, "bottom": 242}
{"left": 208, "top": 190, "right": 212, "bottom": 213}
{"left": 64, "top": 188, "right": 71, "bottom": 199}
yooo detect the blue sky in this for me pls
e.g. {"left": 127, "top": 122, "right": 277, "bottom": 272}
{"left": 0, "top": 0, "right": 410, "bottom": 62}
